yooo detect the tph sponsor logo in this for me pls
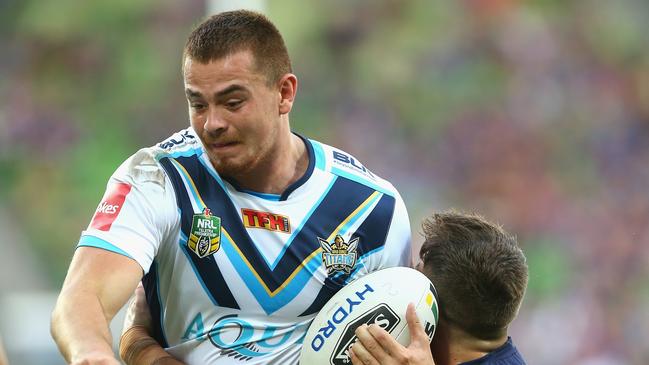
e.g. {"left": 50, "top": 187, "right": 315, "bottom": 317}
{"left": 242, "top": 208, "right": 291, "bottom": 233}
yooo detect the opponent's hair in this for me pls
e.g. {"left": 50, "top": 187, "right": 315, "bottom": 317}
{"left": 183, "top": 10, "right": 292, "bottom": 85}
{"left": 419, "top": 211, "right": 528, "bottom": 340}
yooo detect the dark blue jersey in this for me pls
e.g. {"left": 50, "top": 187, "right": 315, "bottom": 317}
{"left": 461, "top": 337, "right": 526, "bottom": 365}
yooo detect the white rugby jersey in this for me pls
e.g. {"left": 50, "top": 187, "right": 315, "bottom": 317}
{"left": 78, "top": 127, "right": 411, "bottom": 364}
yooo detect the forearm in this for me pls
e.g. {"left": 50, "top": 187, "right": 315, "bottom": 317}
{"left": 51, "top": 247, "right": 143, "bottom": 363}
{"left": 120, "top": 326, "right": 184, "bottom": 365}
{"left": 51, "top": 287, "right": 117, "bottom": 363}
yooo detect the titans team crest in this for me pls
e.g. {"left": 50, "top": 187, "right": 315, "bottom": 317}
{"left": 318, "top": 235, "right": 359, "bottom": 275}
{"left": 188, "top": 208, "right": 221, "bottom": 258}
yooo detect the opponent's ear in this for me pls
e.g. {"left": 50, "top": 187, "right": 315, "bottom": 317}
{"left": 278, "top": 73, "right": 297, "bottom": 115}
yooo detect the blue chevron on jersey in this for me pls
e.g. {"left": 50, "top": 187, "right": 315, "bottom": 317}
{"left": 162, "top": 153, "right": 387, "bottom": 314}
{"left": 196, "top": 154, "right": 336, "bottom": 270}
{"left": 219, "top": 188, "right": 382, "bottom": 315}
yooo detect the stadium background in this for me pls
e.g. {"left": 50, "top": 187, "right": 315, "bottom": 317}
{"left": 1, "top": 0, "right": 648, "bottom": 364}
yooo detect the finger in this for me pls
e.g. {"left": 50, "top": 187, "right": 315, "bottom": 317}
{"left": 350, "top": 340, "right": 380, "bottom": 365}
{"left": 405, "top": 303, "right": 429, "bottom": 345}
{"left": 123, "top": 281, "right": 154, "bottom": 330}
{"left": 122, "top": 296, "right": 138, "bottom": 334}
{"left": 349, "top": 346, "right": 362, "bottom": 365}
{"left": 355, "top": 324, "right": 390, "bottom": 361}
{"left": 134, "top": 282, "right": 148, "bottom": 306}
{"left": 366, "top": 323, "right": 407, "bottom": 361}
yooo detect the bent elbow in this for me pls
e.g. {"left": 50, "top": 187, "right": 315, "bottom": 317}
{"left": 50, "top": 300, "right": 63, "bottom": 343}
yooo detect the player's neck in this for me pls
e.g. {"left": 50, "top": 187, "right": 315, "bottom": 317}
{"left": 233, "top": 131, "right": 308, "bottom": 195}
{"left": 432, "top": 323, "right": 507, "bottom": 365}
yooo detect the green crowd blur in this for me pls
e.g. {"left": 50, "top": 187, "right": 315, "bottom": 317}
{"left": 1, "top": 1, "right": 648, "bottom": 363}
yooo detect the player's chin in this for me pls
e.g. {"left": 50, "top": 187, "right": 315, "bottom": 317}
{"left": 210, "top": 156, "right": 254, "bottom": 177}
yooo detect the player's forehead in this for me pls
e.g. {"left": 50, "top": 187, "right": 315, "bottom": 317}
{"left": 183, "top": 51, "right": 266, "bottom": 94}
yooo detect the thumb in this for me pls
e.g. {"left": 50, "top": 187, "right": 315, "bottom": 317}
{"left": 406, "top": 303, "right": 429, "bottom": 346}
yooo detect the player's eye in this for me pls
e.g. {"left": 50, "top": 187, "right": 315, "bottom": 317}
{"left": 225, "top": 99, "right": 243, "bottom": 110}
{"left": 190, "top": 103, "right": 207, "bottom": 111}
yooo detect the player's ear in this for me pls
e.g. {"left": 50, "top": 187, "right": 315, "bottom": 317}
{"left": 278, "top": 73, "right": 297, "bottom": 115}
{"left": 415, "top": 261, "right": 424, "bottom": 273}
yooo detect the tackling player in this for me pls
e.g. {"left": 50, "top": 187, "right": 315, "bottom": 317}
{"left": 350, "top": 211, "right": 528, "bottom": 365}
{"left": 50, "top": 10, "right": 411, "bottom": 365}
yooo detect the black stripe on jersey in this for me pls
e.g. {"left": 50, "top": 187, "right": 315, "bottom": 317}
{"left": 353, "top": 193, "right": 396, "bottom": 256}
{"left": 142, "top": 261, "right": 169, "bottom": 347}
{"left": 300, "top": 192, "right": 396, "bottom": 316}
{"left": 171, "top": 153, "right": 375, "bottom": 291}
{"left": 158, "top": 156, "right": 240, "bottom": 309}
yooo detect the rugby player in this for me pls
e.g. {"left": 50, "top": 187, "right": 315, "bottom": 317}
{"left": 50, "top": 10, "right": 411, "bottom": 365}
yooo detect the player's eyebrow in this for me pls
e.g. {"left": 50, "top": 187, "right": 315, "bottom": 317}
{"left": 214, "top": 85, "right": 248, "bottom": 99}
{"left": 185, "top": 88, "right": 203, "bottom": 99}
{"left": 185, "top": 85, "right": 248, "bottom": 100}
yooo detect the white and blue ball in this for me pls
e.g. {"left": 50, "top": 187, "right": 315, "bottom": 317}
{"left": 300, "top": 267, "right": 439, "bottom": 365}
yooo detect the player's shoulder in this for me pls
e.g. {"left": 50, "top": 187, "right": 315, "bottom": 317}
{"left": 309, "top": 139, "right": 400, "bottom": 198}
{"left": 113, "top": 127, "right": 201, "bottom": 187}
{"left": 155, "top": 127, "right": 201, "bottom": 154}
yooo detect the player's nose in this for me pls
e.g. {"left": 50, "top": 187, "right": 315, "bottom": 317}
{"left": 204, "top": 108, "right": 229, "bottom": 133}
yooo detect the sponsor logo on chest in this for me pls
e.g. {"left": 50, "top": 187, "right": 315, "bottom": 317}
{"left": 241, "top": 208, "right": 291, "bottom": 233}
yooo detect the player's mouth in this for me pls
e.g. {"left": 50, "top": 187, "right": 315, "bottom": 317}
{"left": 207, "top": 141, "right": 241, "bottom": 153}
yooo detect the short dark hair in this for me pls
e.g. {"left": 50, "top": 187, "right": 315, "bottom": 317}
{"left": 183, "top": 10, "right": 292, "bottom": 84}
{"left": 419, "top": 211, "right": 528, "bottom": 340}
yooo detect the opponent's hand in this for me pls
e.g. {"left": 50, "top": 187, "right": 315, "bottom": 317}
{"left": 122, "top": 282, "right": 153, "bottom": 332}
{"left": 118, "top": 283, "right": 186, "bottom": 365}
{"left": 350, "top": 303, "right": 435, "bottom": 365}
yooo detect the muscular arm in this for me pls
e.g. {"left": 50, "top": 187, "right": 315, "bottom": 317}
{"left": 51, "top": 247, "right": 143, "bottom": 364}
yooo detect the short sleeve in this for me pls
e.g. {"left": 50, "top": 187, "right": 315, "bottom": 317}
{"left": 77, "top": 148, "right": 178, "bottom": 274}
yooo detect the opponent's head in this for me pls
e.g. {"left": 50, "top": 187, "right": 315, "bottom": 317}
{"left": 418, "top": 211, "right": 528, "bottom": 341}
{"left": 182, "top": 10, "right": 296, "bottom": 178}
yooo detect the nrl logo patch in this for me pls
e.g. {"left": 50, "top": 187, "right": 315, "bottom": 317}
{"left": 318, "top": 235, "right": 359, "bottom": 275}
{"left": 188, "top": 208, "right": 221, "bottom": 258}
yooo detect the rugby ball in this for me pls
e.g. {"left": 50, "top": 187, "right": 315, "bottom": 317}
{"left": 300, "top": 267, "right": 439, "bottom": 365}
